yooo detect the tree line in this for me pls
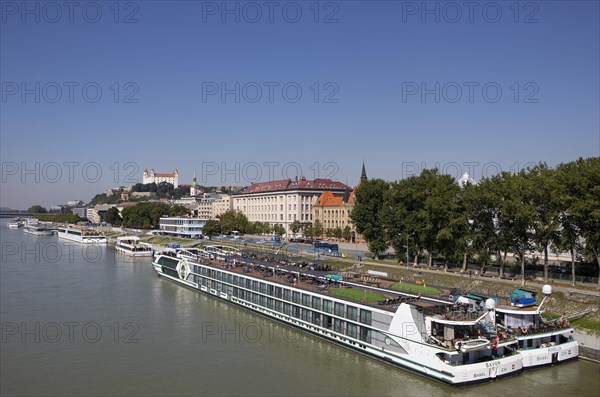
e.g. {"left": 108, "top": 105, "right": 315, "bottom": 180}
{"left": 350, "top": 157, "right": 600, "bottom": 287}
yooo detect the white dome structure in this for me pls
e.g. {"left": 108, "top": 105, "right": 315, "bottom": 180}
{"left": 458, "top": 172, "right": 476, "bottom": 187}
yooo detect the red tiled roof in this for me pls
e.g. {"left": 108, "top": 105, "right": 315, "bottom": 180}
{"left": 154, "top": 173, "right": 177, "bottom": 177}
{"left": 315, "top": 190, "right": 355, "bottom": 207}
{"left": 240, "top": 179, "right": 347, "bottom": 194}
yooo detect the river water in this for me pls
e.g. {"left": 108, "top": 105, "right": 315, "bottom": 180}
{"left": 1, "top": 219, "right": 598, "bottom": 396}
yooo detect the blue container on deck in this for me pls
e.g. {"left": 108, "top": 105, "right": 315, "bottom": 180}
{"left": 510, "top": 289, "right": 537, "bottom": 307}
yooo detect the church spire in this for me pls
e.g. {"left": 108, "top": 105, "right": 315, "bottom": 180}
{"left": 360, "top": 161, "right": 368, "bottom": 182}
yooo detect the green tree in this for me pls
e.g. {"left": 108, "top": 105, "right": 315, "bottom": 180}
{"left": 527, "top": 163, "right": 561, "bottom": 281}
{"left": 220, "top": 210, "right": 249, "bottom": 234}
{"left": 557, "top": 157, "right": 600, "bottom": 289}
{"left": 304, "top": 224, "right": 314, "bottom": 238}
{"left": 105, "top": 207, "right": 121, "bottom": 226}
{"left": 28, "top": 205, "right": 47, "bottom": 214}
{"left": 272, "top": 224, "right": 285, "bottom": 236}
{"left": 342, "top": 226, "right": 352, "bottom": 241}
{"left": 313, "top": 219, "right": 324, "bottom": 239}
{"left": 169, "top": 204, "right": 189, "bottom": 217}
{"left": 333, "top": 227, "right": 343, "bottom": 239}
{"left": 351, "top": 179, "right": 390, "bottom": 259}
{"left": 120, "top": 202, "right": 170, "bottom": 229}
{"left": 203, "top": 219, "right": 221, "bottom": 236}
{"left": 290, "top": 220, "right": 302, "bottom": 235}
{"left": 325, "top": 228, "right": 335, "bottom": 238}
{"left": 493, "top": 171, "right": 536, "bottom": 285}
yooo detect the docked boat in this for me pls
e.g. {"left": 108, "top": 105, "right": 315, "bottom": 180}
{"left": 24, "top": 223, "right": 54, "bottom": 236}
{"left": 115, "top": 236, "right": 154, "bottom": 257}
{"left": 152, "top": 251, "right": 523, "bottom": 386}
{"left": 495, "top": 285, "right": 578, "bottom": 367}
{"left": 57, "top": 226, "right": 107, "bottom": 244}
{"left": 7, "top": 218, "right": 25, "bottom": 228}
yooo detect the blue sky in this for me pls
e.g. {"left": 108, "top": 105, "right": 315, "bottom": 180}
{"left": 1, "top": 0, "right": 599, "bottom": 209}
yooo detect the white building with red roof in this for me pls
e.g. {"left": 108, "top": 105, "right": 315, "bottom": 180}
{"left": 233, "top": 177, "right": 348, "bottom": 234}
{"left": 142, "top": 168, "right": 179, "bottom": 187}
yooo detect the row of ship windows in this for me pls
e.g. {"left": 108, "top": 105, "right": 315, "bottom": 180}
{"left": 193, "top": 267, "right": 372, "bottom": 326}
{"left": 200, "top": 277, "right": 372, "bottom": 343}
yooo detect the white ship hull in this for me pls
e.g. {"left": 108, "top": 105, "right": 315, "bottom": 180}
{"left": 519, "top": 338, "right": 578, "bottom": 367}
{"left": 115, "top": 245, "right": 154, "bottom": 257}
{"left": 58, "top": 230, "right": 107, "bottom": 244}
{"left": 24, "top": 227, "right": 54, "bottom": 236}
{"left": 152, "top": 255, "right": 523, "bottom": 386}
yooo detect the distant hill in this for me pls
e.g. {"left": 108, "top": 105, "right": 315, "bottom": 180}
{"left": 0, "top": 207, "right": 14, "bottom": 212}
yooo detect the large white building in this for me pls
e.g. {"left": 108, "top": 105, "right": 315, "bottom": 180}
{"left": 159, "top": 216, "right": 204, "bottom": 238}
{"left": 233, "top": 178, "right": 348, "bottom": 233}
{"left": 143, "top": 168, "right": 179, "bottom": 187}
{"left": 195, "top": 193, "right": 232, "bottom": 221}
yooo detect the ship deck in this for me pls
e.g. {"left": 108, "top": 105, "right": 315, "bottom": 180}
{"left": 169, "top": 252, "right": 453, "bottom": 313}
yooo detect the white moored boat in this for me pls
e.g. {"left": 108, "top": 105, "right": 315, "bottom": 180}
{"left": 495, "top": 285, "right": 578, "bottom": 367}
{"left": 57, "top": 226, "right": 107, "bottom": 244}
{"left": 115, "top": 236, "right": 154, "bottom": 257}
{"left": 7, "top": 218, "right": 25, "bottom": 228}
{"left": 24, "top": 222, "right": 54, "bottom": 236}
{"left": 152, "top": 251, "right": 524, "bottom": 386}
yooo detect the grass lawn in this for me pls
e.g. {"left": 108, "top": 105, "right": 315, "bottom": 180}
{"left": 329, "top": 288, "right": 386, "bottom": 303}
{"left": 389, "top": 283, "right": 442, "bottom": 295}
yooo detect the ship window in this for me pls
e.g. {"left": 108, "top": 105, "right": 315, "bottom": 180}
{"left": 292, "top": 306, "right": 300, "bottom": 318}
{"left": 283, "top": 289, "right": 291, "bottom": 301}
{"left": 334, "top": 303, "right": 345, "bottom": 317}
{"left": 312, "top": 313, "right": 321, "bottom": 326}
{"left": 347, "top": 307, "right": 357, "bottom": 321}
{"left": 323, "top": 300, "right": 333, "bottom": 313}
{"left": 334, "top": 319, "right": 344, "bottom": 334}
{"left": 260, "top": 283, "right": 267, "bottom": 294}
{"left": 275, "top": 300, "right": 283, "bottom": 313}
{"left": 303, "top": 294, "right": 311, "bottom": 307}
{"left": 359, "top": 327, "right": 371, "bottom": 343}
{"left": 283, "top": 303, "right": 292, "bottom": 315}
{"left": 252, "top": 281, "right": 259, "bottom": 291}
{"left": 260, "top": 295, "right": 267, "bottom": 307}
{"left": 268, "top": 285, "right": 274, "bottom": 295}
{"left": 233, "top": 276, "right": 238, "bottom": 285}
{"left": 360, "top": 310, "right": 371, "bottom": 325}
{"left": 312, "top": 297, "right": 321, "bottom": 311}
{"left": 246, "top": 279, "right": 251, "bottom": 289}
{"left": 267, "top": 298, "right": 274, "bottom": 309}
{"left": 347, "top": 323, "right": 357, "bottom": 338}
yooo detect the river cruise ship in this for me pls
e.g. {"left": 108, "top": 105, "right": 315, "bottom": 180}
{"left": 24, "top": 223, "right": 54, "bottom": 236}
{"left": 57, "top": 226, "right": 107, "bottom": 244}
{"left": 495, "top": 285, "right": 578, "bottom": 367}
{"left": 115, "top": 236, "right": 154, "bottom": 257}
{"left": 152, "top": 252, "right": 523, "bottom": 385}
